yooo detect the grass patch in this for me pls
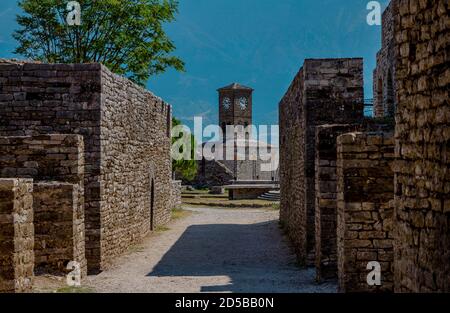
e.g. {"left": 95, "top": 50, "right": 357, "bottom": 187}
{"left": 271, "top": 203, "right": 280, "bottom": 210}
{"left": 127, "top": 245, "right": 145, "bottom": 253}
{"left": 155, "top": 225, "right": 170, "bottom": 232}
{"left": 182, "top": 196, "right": 278, "bottom": 208}
{"left": 56, "top": 286, "right": 94, "bottom": 293}
{"left": 172, "top": 207, "right": 191, "bottom": 220}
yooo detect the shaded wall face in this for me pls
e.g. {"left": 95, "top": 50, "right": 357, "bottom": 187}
{"left": 314, "top": 124, "right": 359, "bottom": 282}
{"left": 393, "top": 0, "right": 450, "bottom": 292}
{"left": 279, "top": 59, "right": 364, "bottom": 265}
{"left": 99, "top": 68, "right": 172, "bottom": 269}
{"left": 279, "top": 69, "right": 307, "bottom": 264}
{"left": 337, "top": 132, "right": 395, "bottom": 293}
{"left": 33, "top": 182, "right": 86, "bottom": 277}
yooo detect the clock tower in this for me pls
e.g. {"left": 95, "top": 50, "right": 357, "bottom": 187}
{"left": 218, "top": 83, "right": 253, "bottom": 138}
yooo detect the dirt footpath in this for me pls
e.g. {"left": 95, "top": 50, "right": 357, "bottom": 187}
{"left": 86, "top": 207, "right": 337, "bottom": 293}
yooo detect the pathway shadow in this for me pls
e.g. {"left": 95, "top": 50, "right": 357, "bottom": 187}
{"left": 147, "top": 220, "right": 324, "bottom": 293}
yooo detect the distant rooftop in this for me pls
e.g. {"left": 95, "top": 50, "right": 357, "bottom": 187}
{"left": 217, "top": 83, "right": 253, "bottom": 91}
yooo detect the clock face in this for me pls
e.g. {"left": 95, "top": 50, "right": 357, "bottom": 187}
{"left": 239, "top": 97, "right": 248, "bottom": 110}
{"left": 222, "top": 97, "right": 231, "bottom": 110}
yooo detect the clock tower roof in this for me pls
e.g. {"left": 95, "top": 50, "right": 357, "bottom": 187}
{"left": 217, "top": 83, "right": 253, "bottom": 91}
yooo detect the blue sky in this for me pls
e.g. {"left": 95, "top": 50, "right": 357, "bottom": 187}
{"left": 0, "top": 0, "right": 390, "bottom": 132}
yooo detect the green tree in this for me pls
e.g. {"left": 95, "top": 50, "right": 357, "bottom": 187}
{"left": 14, "top": 0, "right": 184, "bottom": 85}
{"left": 172, "top": 117, "right": 198, "bottom": 181}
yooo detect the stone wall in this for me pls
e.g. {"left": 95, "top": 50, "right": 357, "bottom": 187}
{"left": 314, "top": 124, "right": 359, "bottom": 281}
{"left": 0, "top": 134, "right": 84, "bottom": 184}
{"left": 0, "top": 178, "right": 34, "bottom": 293}
{"left": 336, "top": 132, "right": 395, "bottom": 292}
{"left": 33, "top": 182, "right": 86, "bottom": 277}
{"left": 393, "top": 0, "right": 450, "bottom": 292}
{"left": 228, "top": 187, "right": 273, "bottom": 200}
{"left": 171, "top": 180, "right": 182, "bottom": 209}
{"left": 99, "top": 66, "right": 172, "bottom": 269}
{"left": 373, "top": 1, "right": 397, "bottom": 118}
{"left": 0, "top": 63, "right": 172, "bottom": 272}
{"left": 0, "top": 134, "right": 86, "bottom": 277}
{"left": 194, "top": 159, "right": 234, "bottom": 187}
{"left": 279, "top": 58, "right": 364, "bottom": 265}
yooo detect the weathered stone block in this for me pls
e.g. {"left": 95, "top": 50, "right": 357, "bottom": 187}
{"left": 0, "top": 178, "right": 34, "bottom": 293}
{"left": 33, "top": 182, "right": 87, "bottom": 278}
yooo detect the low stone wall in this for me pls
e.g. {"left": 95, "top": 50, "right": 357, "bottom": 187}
{"left": 171, "top": 180, "right": 182, "bottom": 209}
{"left": 337, "top": 132, "right": 395, "bottom": 292}
{"left": 33, "top": 182, "right": 86, "bottom": 278}
{"left": 0, "top": 178, "right": 34, "bottom": 293}
{"left": 228, "top": 187, "right": 272, "bottom": 200}
{"left": 314, "top": 124, "right": 359, "bottom": 282}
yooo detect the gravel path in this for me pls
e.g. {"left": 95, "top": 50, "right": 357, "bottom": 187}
{"left": 86, "top": 207, "right": 337, "bottom": 293}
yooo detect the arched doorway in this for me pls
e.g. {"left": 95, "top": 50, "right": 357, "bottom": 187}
{"left": 150, "top": 178, "right": 155, "bottom": 231}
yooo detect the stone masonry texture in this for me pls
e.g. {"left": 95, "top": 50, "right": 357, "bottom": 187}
{"left": 373, "top": 1, "right": 398, "bottom": 118}
{"left": 392, "top": 0, "right": 450, "bottom": 292}
{"left": 33, "top": 182, "right": 86, "bottom": 278}
{"left": 0, "top": 134, "right": 86, "bottom": 277}
{"left": 0, "top": 134, "right": 84, "bottom": 186}
{"left": 171, "top": 180, "right": 182, "bottom": 210}
{"left": 314, "top": 124, "right": 360, "bottom": 282}
{"left": 279, "top": 58, "right": 364, "bottom": 265}
{"left": 0, "top": 63, "right": 172, "bottom": 272}
{"left": 0, "top": 178, "right": 34, "bottom": 293}
{"left": 337, "top": 132, "right": 395, "bottom": 292}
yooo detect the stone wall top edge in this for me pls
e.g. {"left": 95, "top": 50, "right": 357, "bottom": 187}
{"left": 0, "top": 61, "right": 102, "bottom": 71}
{"left": 0, "top": 178, "right": 33, "bottom": 186}
{"left": 337, "top": 131, "right": 395, "bottom": 143}
{"left": 279, "top": 67, "right": 304, "bottom": 106}
{"left": 304, "top": 57, "right": 363, "bottom": 62}
{"left": 0, "top": 134, "right": 84, "bottom": 141}
{"left": 382, "top": 0, "right": 398, "bottom": 17}
{"left": 0, "top": 60, "right": 172, "bottom": 111}
{"left": 33, "top": 181, "right": 76, "bottom": 187}
{"left": 100, "top": 64, "right": 172, "bottom": 112}
{"left": 316, "top": 124, "right": 356, "bottom": 130}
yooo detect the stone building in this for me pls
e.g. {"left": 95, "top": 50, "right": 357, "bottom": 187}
{"left": 373, "top": 1, "right": 397, "bottom": 118}
{"left": 0, "top": 62, "right": 173, "bottom": 273}
{"left": 279, "top": 58, "right": 364, "bottom": 265}
{"left": 193, "top": 83, "right": 279, "bottom": 196}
